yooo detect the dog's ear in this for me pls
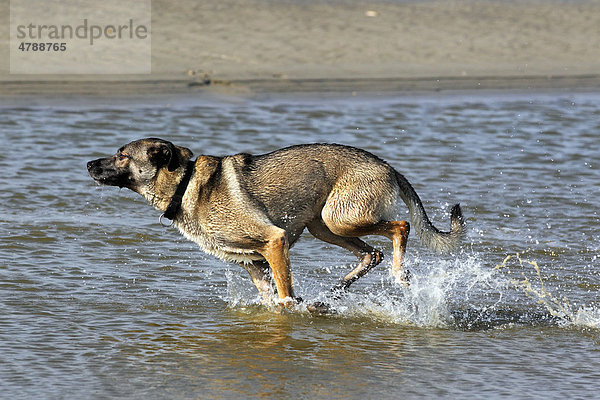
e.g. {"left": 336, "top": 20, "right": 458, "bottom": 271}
{"left": 147, "top": 142, "right": 174, "bottom": 170}
{"left": 174, "top": 146, "right": 194, "bottom": 170}
{"left": 147, "top": 141, "right": 193, "bottom": 172}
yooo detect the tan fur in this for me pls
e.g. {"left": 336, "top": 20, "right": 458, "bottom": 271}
{"left": 88, "top": 139, "right": 465, "bottom": 310}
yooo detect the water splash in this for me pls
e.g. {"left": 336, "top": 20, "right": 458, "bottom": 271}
{"left": 495, "top": 254, "right": 570, "bottom": 318}
{"left": 223, "top": 253, "right": 600, "bottom": 331}
{"left": 494, "top": 254, "right": 600, "bottom": 330}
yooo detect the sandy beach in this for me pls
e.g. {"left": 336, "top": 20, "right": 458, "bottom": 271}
{"left": 1, "top": 0, "right": 599, "bottom": 95}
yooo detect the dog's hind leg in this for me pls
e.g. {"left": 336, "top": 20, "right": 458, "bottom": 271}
{"left": 307, "top": 219, "right": 384, "bottom": 293}
{"left": 321, "top": 220, "right": 411, "bottom": 286}
{"left": 380, "top": 221, "right": 411, "bottom": 285}
{"left": 240, "top": 260, "right": 275, "bottom": 304}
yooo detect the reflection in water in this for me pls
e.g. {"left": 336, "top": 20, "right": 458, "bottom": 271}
{"left": 106, "top": 309, "right": 420, "bottom": 398}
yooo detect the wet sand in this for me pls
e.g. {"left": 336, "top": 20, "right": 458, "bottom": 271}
{"left": 1, "top": 0, "right": 599, "bottom": 95}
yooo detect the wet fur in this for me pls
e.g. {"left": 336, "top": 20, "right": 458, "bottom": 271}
{"left": 88, "top": 139, "right": 465, "bottom": 308}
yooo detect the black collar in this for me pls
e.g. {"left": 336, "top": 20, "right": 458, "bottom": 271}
{"left": 161, "top": 160, "right": 195, "bottom": 223}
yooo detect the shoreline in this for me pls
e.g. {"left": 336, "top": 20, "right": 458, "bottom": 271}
{"left": 2, "top": 0, "right": 599, "bottom": 99}
{"left": 2, "top": 73, "right": 600, "bottom": 99}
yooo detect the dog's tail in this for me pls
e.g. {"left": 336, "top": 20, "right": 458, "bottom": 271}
{"left": 395, "top": 171, "right": 466, "bottom": 253}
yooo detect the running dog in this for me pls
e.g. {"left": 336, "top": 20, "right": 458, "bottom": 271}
{"left": 87, "top": 139, "right": 465, "bottom": 310}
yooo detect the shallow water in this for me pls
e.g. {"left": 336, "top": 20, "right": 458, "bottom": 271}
{"left": 1, "top": 90, "right": 599, "bottom": 399}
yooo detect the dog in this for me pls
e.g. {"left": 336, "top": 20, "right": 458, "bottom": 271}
{"left": 87, "top": 138, "right": 465, "bottom": 310}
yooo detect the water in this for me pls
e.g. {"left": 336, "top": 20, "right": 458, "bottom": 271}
{"left": 1, "top": 90, "right": 599, "bottom": 399}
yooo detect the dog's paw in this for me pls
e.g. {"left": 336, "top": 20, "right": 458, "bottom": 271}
{"left": 306, "top": 301, "right": 335, "bottom": 315}
{"left": 393, "top": 268, "right": 411, "bottom": 287}
{"left": 276, "top": 296, "right": 303, "bottom": 310}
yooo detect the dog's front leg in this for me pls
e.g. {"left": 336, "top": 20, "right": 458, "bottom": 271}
{"left": 259, "top": 228, "right": 298, "bottom": 308}
{"left": 240, "top": 260, "right": 275, "bottom": 305}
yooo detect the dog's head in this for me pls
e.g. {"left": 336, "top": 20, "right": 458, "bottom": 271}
{"left": 87, "top": 138, "right": 193, "bottom": 193}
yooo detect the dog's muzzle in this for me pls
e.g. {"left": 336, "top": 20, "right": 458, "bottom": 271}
{"left": 87, "top": 158, "right": 130, "bottom": 188}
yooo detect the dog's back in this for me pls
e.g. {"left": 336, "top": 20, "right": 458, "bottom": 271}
{"left": 228, "top": 144, "right": 400, "bottom": 238}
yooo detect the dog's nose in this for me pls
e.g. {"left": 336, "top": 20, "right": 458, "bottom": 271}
{"left": 87, "top": 160, "right": 98, "bottom": 171}
{"left": 87, "top": 159, "right": 102, "bottom": 176}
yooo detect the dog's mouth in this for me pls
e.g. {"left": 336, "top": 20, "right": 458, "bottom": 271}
{"left": 90, "top": 174, "right": 131, "bottom": 189}
{"left": 91, "top": 176, "right": 113, "bottom": 186}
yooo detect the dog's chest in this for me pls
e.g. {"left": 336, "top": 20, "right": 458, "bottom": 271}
{"left": 175, "top": 216, "right": 263, "bottom": 264}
